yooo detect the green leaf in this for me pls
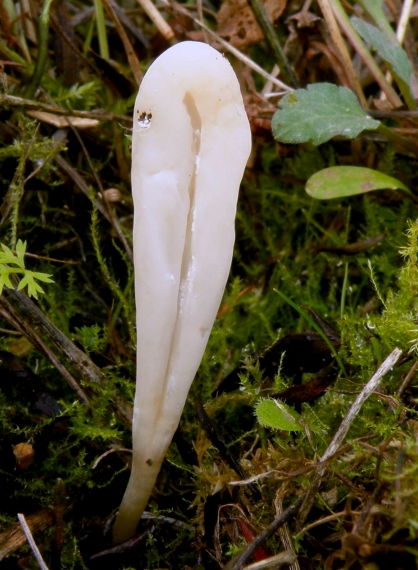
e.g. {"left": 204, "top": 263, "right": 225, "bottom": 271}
{"left": 272, "top": 83, "right": 380, "bottom": 145}
{"left": 0, "top": 240, "right": 26, "bottom": 268}
{"left": 15, "top": 239, "right": 27, "bottom": 269}
{"left": 0, "top": 268, "right": 14, "bottom": 295}
{"left": 17, "top": 270, "right": 53, "bottom": 299}
{"left": 306, "top": 166, "right": 410, "bottom": 200}
{"left": 0, "top": 241, "right": 53, "bottom": 298}
{"left": 255, "top": 399, "right": 304, "bottom": 431}
{"left": 352, "top": 17, "right": 412, "bottom": 86}
{"left": 0, "top": 243, "right": 18, "bottom": 265}
{"left": 17, "top": 273, "right": 44, "bottom": 299}
{"left": 28, "top": 270, "right": 54, "bottom": 284}
{"left": 356, "top": 0, "right": 397, "bottom": 43}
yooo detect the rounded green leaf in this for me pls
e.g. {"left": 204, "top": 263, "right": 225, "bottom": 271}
{"left": 306, "top": 166, "right": 410, "bottom": 200}
{"left": 255, "top": 399, "right": 303, "bottom": 431}
{"left": 272, "top": 83, "right": 380, "bottom": 145}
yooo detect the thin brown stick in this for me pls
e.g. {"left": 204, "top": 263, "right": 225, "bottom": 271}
{"left": 2, "top": 289, "right": 133, "bottom": 428}
{"left": 196, "top": 0, "right": 208, "bottom": 43}
{"left": 275, "top": 493, "right": 300, "bottom": 570}
{"left": 321, "top": 348, "right": 402, "bottom": 462}
{"left": 102, "top": 0, "right": 143, "bottom": 85}
{"left": 136, "top": 0, "right": 175, "bottom": 41}
{"left": 396, "top": 0, "right": 414, "bottom": 43}
{"left": 295, "top": 510, "right": 361, "bottom": 538}
{"left": 246, "top": 0, "right": 299, "bottom": 88}
{"left": 297, "top": 348, "right": 402, "bottom": 527}
{"left": 317, "top": 0, "right": 367, "bottom": 106}
{"left": 223, "top": 494, "right": 306, "bottom": 570}
{"left": 24, "top": 252, "right": 79, "bottom": 264}
{"left": 0, "top": 300, "right": 90, "bottom": 403}
{"left": 329, "top": 0, "right": 403, "bottom": 107}
{"left": 92, "top": 447, "right": 132, "bottom": 469}
{"left": 54, "top": 155, "right": 110, "bottom": 222}
{"left": 396, "top": 359, "right": 418, "bottom": 398}
{"left": 0, "top": 94, "right": 131, "bottom": 122}
{"left": 0, "top": 326, "right": 21, "bottom": 335}
{"left": 242, "top": 551, "right": 297, "bottom": 569}
{"left": 55, "top": 110, "right": 134, "bottom": 263}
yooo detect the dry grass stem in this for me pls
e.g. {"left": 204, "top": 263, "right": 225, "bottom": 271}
{"left": 17, "top": 514, "right": 50, "bottom": 570}
{"left": 321, "top": 347, "right": 402, "bottom": 463}
{"left": 317, "top": 0, "right": 367, "bottom": 106}
{"left": 136, "top": 0, "right": 175, "bottom": 40}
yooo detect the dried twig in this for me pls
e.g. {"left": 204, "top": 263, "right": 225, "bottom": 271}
{"left": 295, "top": 510, "right": 361, "bottom": 538}
{"left": 17, "top": 513, "right": 50, "bottom": 570}
{"left": 321, "top": 348, "right": 402, "bottom": 462}
{"left": 89, "top": 526, "right": 154, "bottom": 560}
{"left": 196, "top": 0, "right": 209, "bottom": 43}
{"left": 275, "top": 493, "right": 300, "bottom": 570}
{"left": 242, "top": 551, "right": 297, "bottom": 569}
{"left": 161, "top": 0, "right": 293, "bottom": 93}
{"left": 329, "top": 0, "right": 403, "bottom": 107}
{"left": 54, "top": 154, "right": 111, "bottom": 222}
{"left": 0, "top": 299, "right": 90, "bottom": 403}
{"left": 0, "top": 510, "right": 54, "bottom": 562}
{"left": 396, "top": 359, "right": 418, "bottom": 398}
{"left": 108, "top": 0, "right": 150, "bottom": 48}
{"left": 245, "top": 0, "right": 299, "bottom": 88}
{"left": 59, "top": 114, "right": 134, "bottom": 263}
{"left": 2, "top": 288, "right": 133, "bottom": 428}
{"left": 141, "top": 511, "right": 191, "bottom": 530}
{"left": 297, "top": 348, "right": 402, "bottom": 527}
{"left": 102, "top": 0, "right": 143, "bottom": 84}
{"left": 0, "top": 94, "right": 131, "bottom": 122}
{"left": 317, "top": 0, "right": 367, "bottom": 106}
{"left": 136, "top": 0, "right": 175, "bottom": 41}
{"left": 223, "top": 494, "right": 306, "bottom": 570}
{"left": 24, "top": 252, "right": 78, "bottom": 264}
{"left": 396, "top": 0, "right": 414, "bottom": 44}
{"left": 92, "top": 447, "right": 132, "bottom": 469}
{"left": 379, "top": 0, "right": 415, "bottom": 96}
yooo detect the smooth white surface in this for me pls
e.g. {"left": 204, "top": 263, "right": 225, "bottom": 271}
{"left": 113, "top": 41, "right": 251, "bottom": 543}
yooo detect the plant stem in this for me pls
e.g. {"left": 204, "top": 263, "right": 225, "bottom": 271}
{"left": 329, "top": 0, "right": 402, "bottom": 108}
{"left": 317, "top": 0, "right": 367, "bottom": 107}
{"left": 340, "top": 262, "right": 348, "bottom": 319}
{"left": 94, "top": 0, "right": 110, "bottom": 60}
{"left": 275, "top": 289, "right": 347, "bottom": 376}
{"left": 246, "top": 0, "right": 299, "bottom": 88}
{"left": 25, "top": 0, "right": 54, "bottom": 98}
{"left": 377, "top": 123, "right": 418, "bottom": 157}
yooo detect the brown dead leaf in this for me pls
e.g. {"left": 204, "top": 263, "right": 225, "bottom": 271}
{"left": 284, "top": 11, "right": 321, "bottom": 78}
{"left": 217, "top": 0, "right": 286, "bottom": 50}
{"left": 371, "top": 98, "right": 393, "bottom": 111}
{"left": 27, "top": 111, "right": 99, "bottom": 129}
{"left": 287, "top": 10, "right": 320, "bottom": 29}
{"left": 13, "top": 442, "right": 35, "bottom": 469}
{"left": 244, "top": 94, "right": 275, "bottom": 136}
{"left": 2, "top": 334, "right": 33, "bottom": 358}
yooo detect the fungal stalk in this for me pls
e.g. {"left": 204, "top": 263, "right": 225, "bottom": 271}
{"left": 113, "top": 41, "right": 251, "bottom": 544}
